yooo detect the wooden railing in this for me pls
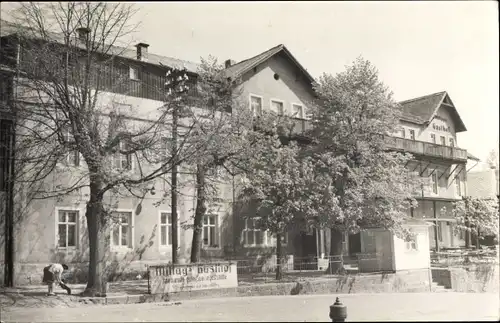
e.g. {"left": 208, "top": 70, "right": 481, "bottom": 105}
{"left": 290, "top": 118, "right": 313, "bottom": 134}
{"left": 385, "top": 137, "right": 468, "bottom": 162}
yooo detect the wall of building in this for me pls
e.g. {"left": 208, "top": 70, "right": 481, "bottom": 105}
{"left": 405, "top": 160, "right": 465, "bottom": 201}
{"left": 424, "top": 105, "right": 458, "bottom": 145}
{"left": 10, "top": 51, "right": 320, "bottom": 285}
{"left": 393, "top": 225, "right": 431, "bottom": 271}
{"left": 359, "top": 229, "right": 394, "bottom": 272}
{"left": 399, "top": 105, "right": 458, "bottom": 146}
{"left": 412, "top": 199, "right": 465, "bottom": 249}
{"left": 237, "top": 52, "right": 315, "bottom": 120}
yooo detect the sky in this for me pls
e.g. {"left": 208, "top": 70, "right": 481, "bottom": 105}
{"left": 1, "top": 1, "right": 499, "bottom": 164}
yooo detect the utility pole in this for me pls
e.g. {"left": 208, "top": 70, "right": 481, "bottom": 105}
{"left": 171, "top": 87, "right": 179, "bottom": 264}
{"left": 165, "top": 66, "right": 188, "bottom": 264}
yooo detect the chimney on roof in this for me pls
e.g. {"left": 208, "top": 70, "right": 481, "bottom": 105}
{"left": 225, "top": 59, "right": 237, "bottom": 68}
{"left": 136, "top": 43, "right": 149, "bottom": 62}
{"left": 76, "top": 27, "right": 90, "bottom": 43}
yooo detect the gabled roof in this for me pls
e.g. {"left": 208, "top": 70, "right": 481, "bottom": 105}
{"left": 398, "top": 91, "right": 467, "bottom": 132}
{"left": 222, "top": 44, "right": 317, "bottom": 86}
{"left": 0, "top": 19, "right": 199, "bottom": 73}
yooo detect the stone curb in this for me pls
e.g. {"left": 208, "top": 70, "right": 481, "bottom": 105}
{"left": 5, "top": 269, "right": 461, "bottom": 307}
{"left": 50, "top": 277, "right": 435, "bottom": 306}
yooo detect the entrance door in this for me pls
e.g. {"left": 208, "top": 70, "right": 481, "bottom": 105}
{"left": 298, "top": 230, "right": 318, "bottom": 270}
{"left": 348, "top": 233, "right": 361, "bottom": 256}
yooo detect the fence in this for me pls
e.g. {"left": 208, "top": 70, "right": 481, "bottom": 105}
{"left": 430, "top": 248, "right": 499, "bottom": 267}
{"left": 202, "top": 253, "right": 389, "bottom": 284}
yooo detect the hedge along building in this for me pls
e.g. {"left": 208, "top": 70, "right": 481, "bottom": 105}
{"left": 0, "top": 17, "right": 317, "bottom": 285}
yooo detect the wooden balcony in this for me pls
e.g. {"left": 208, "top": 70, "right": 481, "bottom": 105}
{"left": 385, "top": 136, "right": 468, "bottom": 162}
{"left": 290, "top": 118, "right": 313, "bottom": 134}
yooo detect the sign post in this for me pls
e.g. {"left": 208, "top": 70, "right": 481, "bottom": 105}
{"left": 148, "top": 262, "right": 238, "bottom": 295}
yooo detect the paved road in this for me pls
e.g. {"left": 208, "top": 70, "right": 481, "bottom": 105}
{"left": 2, "top": 293, "right": 499, "bottom": 322}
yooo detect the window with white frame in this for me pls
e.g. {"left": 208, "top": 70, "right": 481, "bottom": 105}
{"left": 63, "top": 129, "right": 80, "bottom": 166}
{"left": 270, "top": 100, "right": 284, "bottom": 115}
{"left": 206, "top": 165, "right": 224, "bottom": 177}
{"left": 243, "top": 218, "right": 288, "bottom": 247}
{"left": 409, "top": 129, "right": 415, "bottom": 140}
{"left": 111, "top": 211, "right": 133, "bottom": 248}
{"left": 160, "top": 212, "right": 172, "bottom": 246}
{"left": 57, "top": 210, "right": 78, "bottom": 248}
{"left": 243, "top": 218, "right": 265, "bottom": 246}
{"left": 269, "top": 231, "right": 288, "bottom": 246}
{"left": 449, "top": 137, "right": 455, "bottom": 147}
{"left": 250, "top": 95, "right": 263, "bottom": 116}
{"left": 430, "top": 133, "right": 436, "bottom": 144}
{"left": 401, "top": 128, "right": 406, "bottom": 138}
{"left": 431, "top": 171, "right": 439, "bottom": 194}
{"left": 202, "top": 214, "right": 219, "bottom": 248}
{"left": 405, "top": 231, "right": 418, "bottom": 251}
{"left": 113, "top": 140, "right": 133, "bottom": 170}
{"left": 440, "top": 136, "right": 446, "bottom": 146}
{"left": 129, "top": 66, "right": 138, "bottom": 80}
{"left": 292, "top": 104, "right": 304, "bottom": 119}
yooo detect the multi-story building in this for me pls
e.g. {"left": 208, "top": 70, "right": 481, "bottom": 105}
{"left": 1, "top": 18, "right": 476, "bottom": 285}
{"left": 341, "top": 92, "right": 477, "bottom": 260}
{"left": 0, "top": 19, "right": 317, "bottom": 285}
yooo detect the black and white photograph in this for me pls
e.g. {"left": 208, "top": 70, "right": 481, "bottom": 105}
{"left": 0, "top": 1, "right": 498, "bottom": 322}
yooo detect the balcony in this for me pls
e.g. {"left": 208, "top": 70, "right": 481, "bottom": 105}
{"left": 290, "top": 118, "right": 313, "bottom": 134}
{"left": 385, "top": 136, "right": 467, "bottom": 162}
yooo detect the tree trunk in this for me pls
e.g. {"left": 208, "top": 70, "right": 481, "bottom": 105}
{"left": 82, "top": 180, "right": 108, "bottom": 297}
{"left": 328, "top": 227, "right": 344, "bottom": 274}
{"left": 465, "top": 220, "right": 471, "bottom": 249}
{"left": 475, "top": 228, "right": 481, "bottom": 250}
{"left": 190, "top": 165, "right": 206, "bottom": 263}
{"left": 275, "top": 232, "right": 283, "bottom": 280}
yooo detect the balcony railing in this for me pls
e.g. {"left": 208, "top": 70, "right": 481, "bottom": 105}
{"left": 385, "top": 136, "right": 467, "bottom": 162}
{"left": 290, "top": 118, "right": 313, "bottom": 134}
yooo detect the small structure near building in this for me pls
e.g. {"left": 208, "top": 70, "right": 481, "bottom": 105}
{"left": 358, "top": 219, "right": 432, "bottom": 273}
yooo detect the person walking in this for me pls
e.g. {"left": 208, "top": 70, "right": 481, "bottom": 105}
{"left": 42, "top": 263, "right": 71, "bottom": 296}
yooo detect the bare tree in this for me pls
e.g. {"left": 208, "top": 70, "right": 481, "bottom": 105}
{"left": 6, "top": 2, "right": 206, "bottom": 295}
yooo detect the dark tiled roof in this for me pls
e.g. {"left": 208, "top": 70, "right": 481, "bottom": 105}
{"left": 399, "top": 91, "right": 446, "bottom": 124}
{"left": 223, "top": 44, "right": 285, "bottom": 79}
{"left": 0, "top": 19, "right": 199, "bottom": 73}
{"left": 222, "top": 43, "right": 317, "bottom": 86}
{"left": 398, "top": 91, "right": 467, "bottom": 132}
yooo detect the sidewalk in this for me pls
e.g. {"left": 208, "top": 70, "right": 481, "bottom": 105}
{"left": 0, "top": 271, "right": 453, "bottom": 309}
{"left": 1, "top": 281, "right": 150, "bottom": 309}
